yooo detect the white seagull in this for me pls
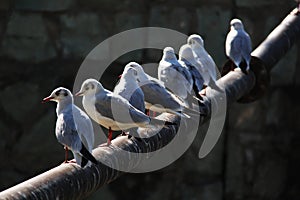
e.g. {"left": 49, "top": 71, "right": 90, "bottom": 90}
{"left": 114, "top": 64, "right": 145, "bottom": 113}
{"left": 114, "top": 64, "right": 146, "bottom": 139}
{"left": 178, "top": 44, "right": 205, "bottom": 99}
{"left": 225, "top": 18, "right": 252, "bottom": 74}
{"left": 76, "top": 79, "right": 174, "bottom": 146}
{"left": 158, "top": 47, "right": 193, "bottom": 101}
{"left": 42, "top": 87, "right": 97, "bottom": 167}
{"left": 128, "top": 62, "right": 204, "bottom": 118}
{"left": 187, "top": 34, "right": 220, "bottom": 84}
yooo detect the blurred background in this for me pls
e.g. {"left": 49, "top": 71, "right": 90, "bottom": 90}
{"left": 0, "top": 0, "right": 299, "bottom": 199}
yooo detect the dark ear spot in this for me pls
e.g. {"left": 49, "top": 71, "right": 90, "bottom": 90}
{"left": 55, "top": 89, "right": 61, "bottom": 96}
{"left": 91, "top": 84, "right": 95, "bottom": 89}
{"left": 64, "top": 92, "right": 68, "bottom": 96}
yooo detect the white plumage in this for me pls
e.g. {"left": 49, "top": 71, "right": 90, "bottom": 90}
{"left": 225, "top": 18, "right": 252, "bottom": 74}
{"left": 178, "top": 44, "right": 205, "bottom": 100}
{"left": 42, "top": 87, "right": 97, "bottom": 167}
{"left": 158, "top": 47, "right": 193, "bottom": 100}
{"left": 76, "top": 78, "right": 174, "bottom": 145}
{"left": 187, "top": 34, "right": 219, "bottom": 85}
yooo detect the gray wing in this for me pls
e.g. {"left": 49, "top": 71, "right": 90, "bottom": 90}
{"left": 240, "top": 31, "right": 252, "bottom": 62}
{"left": 73, "top": 105, "right": 94, "bottom": 152}
{"left": 160, "top": 60, "right": 193, "bottom": 99}
{"left": 172, "top": 61, "right": 193, "bottom": 83}
{"left": 128, "top": 88, "right": 145, "bottom": 113}
{"left": 183, "top": 60, "right": 204, "bottom": 93}
{"left": 56, "top": 113, "right": 82, "bottom": 152}
{"left": 140, "top": 81, "right": 181, "bottom": 110}
{"left": 114, "top": 82, "right": 145, "bottom": 113}
{"left": 95, "top": 92, "right": 149, "bottom": 125}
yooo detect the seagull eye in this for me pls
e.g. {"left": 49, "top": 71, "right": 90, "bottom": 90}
{"left": 64, "top": 92, "right": 68, "bottom": 96}
{"left": 85, "top": 86, "right": 89, "bottom": 91}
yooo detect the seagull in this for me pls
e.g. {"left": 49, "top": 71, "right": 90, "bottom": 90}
{"left": 127, "top": 62, "right": 204, "bottom": 118}
{"left": 225, "top": 18, "right": 252, "bottom": 74}
{"left": 114, "top": 64, "right": 146, "bottom": 138}
{"left": 75, "top": 79, "right": 175, "bottom": 146}
{"left": 178, "top": 44, "right": 205, "bottom": 99}
{"left": 158, "top": 47, "right": 193, "bottom": 101}
{"left": 187, "top": 34, "right": 220, "bottom": 84}
{"left": 42, "top": 87, "right": 98, "bottom": 167}
{"left": 114, "top": 65, "right": 145, "bottom": 113}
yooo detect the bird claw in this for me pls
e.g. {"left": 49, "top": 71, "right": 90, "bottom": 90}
{"left": 62, "top": 160, "right": 76, "bottom": 164}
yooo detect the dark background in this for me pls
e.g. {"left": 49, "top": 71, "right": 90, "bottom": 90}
{"left": 0, "top": 0, "right": 299, "bottom": 199}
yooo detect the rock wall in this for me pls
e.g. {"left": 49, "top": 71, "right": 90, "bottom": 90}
{"left": 0, "top": 0, "right": 299, "bottom": 199}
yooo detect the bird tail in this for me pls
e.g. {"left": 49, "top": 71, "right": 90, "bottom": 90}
{"left": 149, "top": 118, "right": 176, "bottom": 127}
{"left": 183, "top": 105, "right": 206, "bottom": 117}
{"left": 80, "top": 143, "right": 98, "bottom": 167}
{"left": 81, "top": 157, "right": 88, "bottom": 168}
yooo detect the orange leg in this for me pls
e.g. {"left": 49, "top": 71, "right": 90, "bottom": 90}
{"left": 146, "top": 109, "right": 150, "bottom": 116}
{"left": 152, "top": 111, "right": 156, "bottom": 117}
{"left": 107, "top": 127, "right": 113, "bottom": 146}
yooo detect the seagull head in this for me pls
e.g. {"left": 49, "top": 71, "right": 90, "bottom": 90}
{"left": 187, "top": 34, "right": 204, "bottom": 48}
{"left": 230, "top": 18, "right": 244, "bottom": 30}
{"left": 123, "top": 64, "right": 140, "bottom": 82}
{"left": 75, "top": 79, "right": 102, "bottom": 97}
{"left": 162, "top": 47, "right": 177, "bottom": 61}
{"left": 125, "top": 62, "right": 149, "bottom": 82}
{"left": 179, "top": 44, "right": 195, "bottom": 61}
{"left": 42, "top": 87, "right": 73, "bottom": 104}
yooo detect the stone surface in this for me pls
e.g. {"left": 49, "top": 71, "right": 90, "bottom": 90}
{"left": 88, "top": 185, "right": 116, "bottom": 200}
{"left": 111, "top": 12, "right": 145, "bottom": 63}
{"left": 77, "top": 0, "right": 145, "bottom": 11}
{"left": 228, "top": 100, "right": 266, "bottom": 132}
{"left": 236, "top": 0, "right": 288, "bottom": 7}
{"left": 0, "top": 0, "right": 10, "bottom": 10}
{"left": 270, "top": 45, "right": 297, "bottom": 86}
{"left": 185, "top": 124, "right": 224, "bottom": 176}
{"left": 15, "top": 0, "right": 73, "bottom": 11}
{"left": 149, "top": 7, "right": 191, "bottom": 33}
{"left": 0, "top": 82, "right": 40, "bottom": 123}
{"left": 13, "top": 111, "right": 61, "bottom": 174}
{"left": 60, "top": 13, "right": 108, "bottom": 58}
{"left": 265, "top": 89, "right": 287, "bottom": 126}
{"left": 147, "top": 7, "right": 191, "bottom": 61}
{"left": 0, "top": 12, "right": 56, "bottom": 63}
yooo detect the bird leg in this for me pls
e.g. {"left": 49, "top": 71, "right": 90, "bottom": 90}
{"left": 152, "top": 111, "right": 156, "bottom": 117}
{"left": 146, "top": 109, "right": 150, "bottom": 116}
{"left": 107, "top": 127, "right": 113, "bottom": 146}
{"left": 64, "top": 146, "right": 69, "bottom": 163}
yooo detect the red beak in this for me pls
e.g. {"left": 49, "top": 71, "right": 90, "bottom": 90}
{"left": 118, "top": 74, "right": 122, "bottom": 78}
{"left": 75, "top": 91, "right": 83, "bottom": 96}
{"left": 42, "top": 96, "right": 54, "bottom": 103}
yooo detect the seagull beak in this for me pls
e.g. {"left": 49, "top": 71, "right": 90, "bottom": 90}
{"left": 75, "top": 91, "right": 84, "bottom": 96}
{"left": 42, "top": 96, "right": 54, "bottom": 103}
{"left": 118, "top": 74, "right": 122, "bottom": 78}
